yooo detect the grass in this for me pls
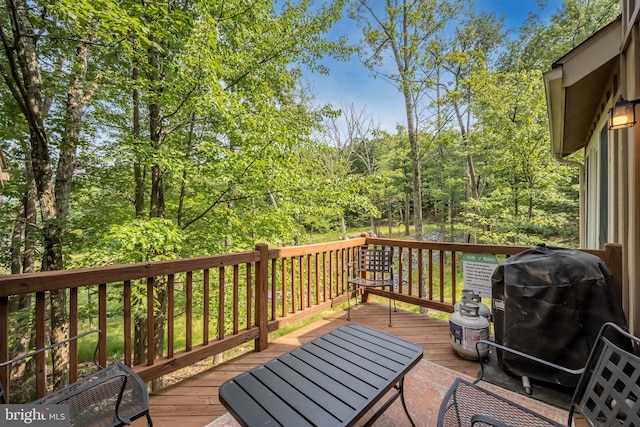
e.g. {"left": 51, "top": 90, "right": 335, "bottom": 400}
{"left": 268, "top": 305, "right": 346, "bottom": 340}
{"left": 306, "top": 223, "right": 445, "bottom": 243}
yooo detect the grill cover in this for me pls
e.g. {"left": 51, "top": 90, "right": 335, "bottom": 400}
{"left": 492, "top": 244, "right": 627, "bottom": 388}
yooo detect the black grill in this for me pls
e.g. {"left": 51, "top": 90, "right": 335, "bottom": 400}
{"left": 491, "top": 244, "right": 628, "bottom": 388}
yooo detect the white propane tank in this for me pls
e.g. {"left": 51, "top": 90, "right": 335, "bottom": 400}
{"left": 449, "top": 302, "right": 490, "bottom": 360}
{"left": 454, "top": 290, "right": 491, "bottom": 321}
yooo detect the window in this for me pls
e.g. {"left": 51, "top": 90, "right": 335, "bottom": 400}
{"left": 585, "top": 126, "right": 609, "bottom": 249}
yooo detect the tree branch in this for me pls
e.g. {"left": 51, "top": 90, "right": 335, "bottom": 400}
{"left": 181, "top": 139, "right": 276, "bottom": 230}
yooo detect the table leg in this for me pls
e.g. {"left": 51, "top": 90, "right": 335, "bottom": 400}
{"left": 362, "top": 376, "right": 415, "bottom": 427}
{"left": 398, "top": 377, "right": 416, "bottom": 427}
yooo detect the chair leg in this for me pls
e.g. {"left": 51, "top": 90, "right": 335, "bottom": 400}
{"left": 347, "top": 284, "right": 351, "bottom": 321}
{"left": 392, "top": 285, "right": 397, "bottom": 312}
{"left": 388, "top": 285, "right": 393, "bottom": 327}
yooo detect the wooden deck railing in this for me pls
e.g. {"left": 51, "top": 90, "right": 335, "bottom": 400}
{"left": 0, "top": 237, "right": 622, "bottom": 401}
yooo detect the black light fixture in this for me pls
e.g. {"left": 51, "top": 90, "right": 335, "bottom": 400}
{"left": 609, "top": 97, "right": 640, "bottom": 129}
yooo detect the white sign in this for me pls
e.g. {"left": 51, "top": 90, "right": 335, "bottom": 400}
{"left": 462, "top": 253, "right": 498, "bottom": 298}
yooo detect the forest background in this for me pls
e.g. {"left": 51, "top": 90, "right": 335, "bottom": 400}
{"left": 0, "top": 0, "right": 621, "bottom": 393}
{"left": 0, "top": 0, "right": 620, "bottom": 276}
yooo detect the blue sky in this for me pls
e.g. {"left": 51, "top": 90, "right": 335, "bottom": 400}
{"left": 304, "top": 1, "right": 563, "bottom": 133}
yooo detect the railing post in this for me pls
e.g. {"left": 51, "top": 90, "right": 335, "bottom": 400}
{"left": 603, "top": 243, "right": 624, "bottom": 307}
{"left": 255, "top": 243, "right": 269, "bottom": 351}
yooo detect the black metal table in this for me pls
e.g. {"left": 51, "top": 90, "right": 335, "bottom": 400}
{"left": 219, "top": 323, "right": 424, "bottom": 426}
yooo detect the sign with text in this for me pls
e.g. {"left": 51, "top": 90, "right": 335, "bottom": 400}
{"left": 1, "top": 405, "right": 69, "bottom": 426}
{"left": 462, "top": 253, "right": 498, "bottom": 298}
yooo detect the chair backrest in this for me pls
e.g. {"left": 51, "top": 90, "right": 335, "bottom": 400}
{"left": 0, "top": 330, "right": 102, "bottom": 403}
{"left": 570, "top": 322, "right": 640, "bottom": 426}
{"left": 357, "top": 247, "right": 393, "bottom": 273}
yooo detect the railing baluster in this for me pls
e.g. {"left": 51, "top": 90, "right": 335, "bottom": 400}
{"left": 429, "top": 249, "right": 433, "bottom": 300}
{"left": 35, "top": 292, "right": 45, "bottom": 398}
{"left": 298, "top": 256, "right": 304, "bottom": 311}
{"left": 69, "top": 287, "right": 78, "bottom": 382}
{"left": 314, "top": 253, "right": 320, "bottom": 304}
{"left": 270, "top": 259, "right": 276, "bottom": 320}
{"left": 146, "top": 277, "right": 154, "bottom": 366}
{"left": 418, "top": 249, "right": 424, "bottom": 299}
{"left": 323, "top": 252, "right": 328, "bottom": 300}
{"left": 247, "top": 262, "right": 253, "bottom": 329}
{"left": 340, "top": 248, "right": 348, "bottom": 294}
{"left": 204, "top": 269, "right": 210, "bottom": 344}
{"left": 186, "top": 272, "right": 193, "bottom": 351}
{"left": 408, "top": 248, "right": 413, "bottom": 296}
{"left": 281, "top": 258, "right": 287, "bottom": 317}
{"left": 335, "top": 250, "right": 340, "bottom": 295}
{"left": 439, "top": 250, "right": 445, "bottom": 303}
{"left": 451, "top": 251, "right": 457, "bottom": 304}
{"left": 232, "top": 265, "right": 238, "bottom": 336}
{"left": 397, "top": 247, "right": 403, "bottom": 295}
{"left": 218, "top": 267, "right": 225, "bottom": 340}
{"left": 306, "top": 255, "right": 312, "bottom": 307}
{"left": 124, "top": 280, "right": 132, "bottom": 366}
{"left": 292, "top": 258, "right": 297, "bottom": 313}
{"left": 329, "top": 251, "right": 334, "bottom": 298}
{"left": 166, "top": 276, "right": 174, "bottom": 359}
{"left": 98, "top": 283, "right": 107, "bottom": 367}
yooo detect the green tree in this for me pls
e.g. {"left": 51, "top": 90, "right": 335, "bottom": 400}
{"left": 470, "top": 70, "right": 577, "bottom": 244}
{"left": 0, "top": 0, "right": 144, "bottom": 388}
{"left": 319, "top": 103, "right": 387, "bottom": 235}
{"left": 509, "top": 0, "right": 619, "bottom": 71}
{"left": 350, "top": 0, "right": 457, "bottom": 238}
{"left": 432, "top": 6, "right": 503, "bottom": 242}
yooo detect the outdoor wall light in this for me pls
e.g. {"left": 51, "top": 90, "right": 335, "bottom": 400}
{"left": 609, "top": 97, "right": 640, "bottom": 129}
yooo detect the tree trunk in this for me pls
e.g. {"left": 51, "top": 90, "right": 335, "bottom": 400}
{"left": 267, "top": 189, "right": 278, "bottom": 208}
{"left": 9, "top": 142, "right": 38, "bottom": 396}
{"left": 9, "top": 200, "right": 28, "bottom": 377}
{"left": 388, "top": 199, "right": 392, "bottom": 237}
{"left": 404, "top": 94, "right": 423, "bottom": 238}
{"left": 178, "top": 119, "right": 196, "bottom": 227}
{"left": 439, "top": 146, "right": 446, "bottom": 239}
{"left": 449, "top": 193, "right": 454, "bottom": 241}
{"left": 131, "top": 63, "right": 147, "bottom": 368}
{"left": 152, "top": 279, "right": 166, "bottom": 391}
{"left": 22, "top": 154, "right": 37, "bottom": 275}
{"left": 10, "top": 200, "right": 25, "bottom": 276}
{"left": 146, "top": 35, "right": 166, "bottom": 392}
{"left": 226, "top": 201, "right": 233, "bottom": 251}
{"left": 52, "top": 39, "right": 94, "bottom": 389}
{"left": 454, "top": 104, "right": 481, "bottom": 243}
{"left": 133, "top": 311, "right": 147, "bottom": 366}
{"left": 6, "top": 0, "right": 68, "bottom": 390}
{"left": 133, "top": 65, "right": 145, "bottom": 219}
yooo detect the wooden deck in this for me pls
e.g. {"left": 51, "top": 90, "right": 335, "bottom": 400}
{"left": 135, "top": 303, "right": 479, "bottom": 427}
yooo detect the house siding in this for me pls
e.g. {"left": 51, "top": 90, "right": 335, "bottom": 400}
{"left": 545, "top": 2, "right": 640, "bottom": 335}
{"left": 616, "top": 4, "right": 640, "bottom": 334}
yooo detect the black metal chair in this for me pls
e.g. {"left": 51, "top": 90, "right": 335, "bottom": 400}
{"left": 438, "top": 322, "right": 640, "bottom": 427}
{"left": 0, "top": 330, "right": 153, "bottom": 427}
{"left": 347, "top": 247, "right": 396, "bottom": 327}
